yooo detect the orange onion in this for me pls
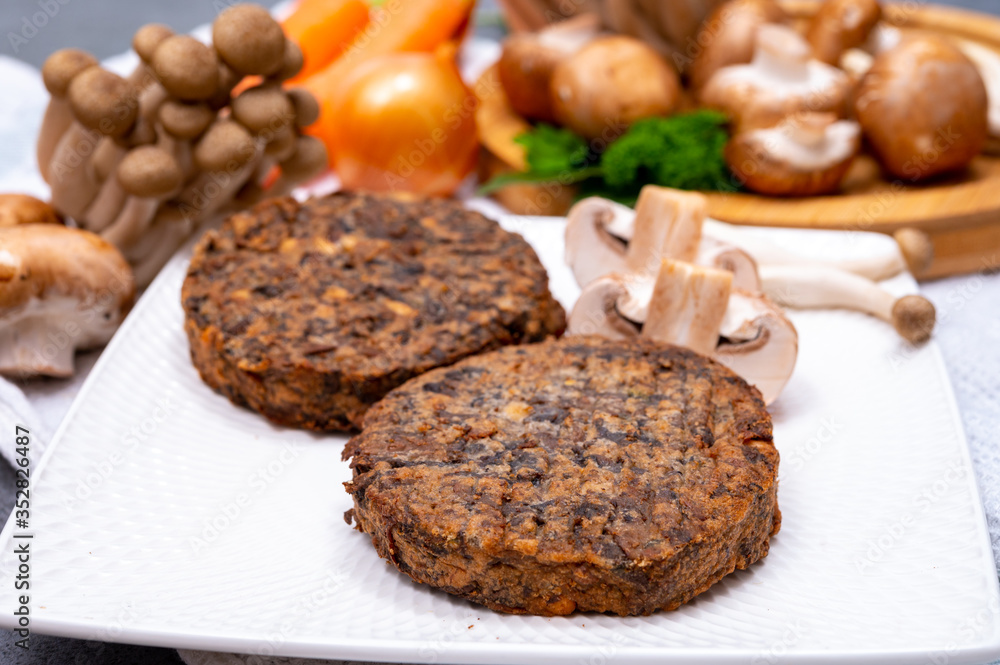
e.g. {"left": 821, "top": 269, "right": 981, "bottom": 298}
{"left": 325, "top": 50, "right": 478, "bottom": 196}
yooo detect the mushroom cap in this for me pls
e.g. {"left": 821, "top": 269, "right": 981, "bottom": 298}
{"left": 133, "top": 23, "right": 174, "bottom": 63}
{"left": 806, "top": 0, "right": 882, "bottom": 65}
{"left": 0, "top": 224, "right": 134, "bottom": 377}
{"left": 265, "top": 126, "right": 298, "bottom": 161}
{"left": 0, "top": 194, "right": 62, "bottom": 227}
{"left": 0, "top": 224, "right": 134, "bottom": 314}
{"left": 689, "top": 0, "right": 787, "bottom": 94}
{"left": 279, "top": 135, "right": 328, "bottom": 179}
{"left": 725, "top": 114, "right": 861, "bottom": 195}
{"left": 151, "top": 35, "right": 221, "bottom": 101}
{"left": 68, "top": 67, "right": 139, "bottom": 138}
{"left": 194, "top": 119, "right": 257, "bottom": 172}
{"left": 550, "top": 35, "right": 681, "bottom": 140}
{"left": 158, "top": 100, "right": 216, "bottom": 140}
{"left": 701, "top": 24, "right": 851, "bottom": 131}
{"left": 564, "top": 196, "right": 631, "bottom": 288}
{"left": 42, "top": 48, "right": 98, "bottom": 97}
{"left": 566, "top": 274, "right": 641, "bottom": 339}
{"left": 273, "top": 39, "right": 305, "bottom": 81}
{"left": 891, "top": 294, "right": 935, "bottom": 343}
{"left": 117, "top": 146, "right": 184, "bottom": 198}
{"left": 206, "top": 63, "right": 243, "bottom": 111}
{"left": 855, "top": 35, "right": 989, "bottom": 181}
{"left": 498, "top": 18, "right": 598, "bottom": 124}
{"left": 231, "top": 85, "right": 295, "bottom": 135}
{"left": 715, "top": 289, "right": 798, "bottom": 405}
{"left": 286, "top": 88, "right": 320, "bottom": 128}
{"left": 212, "top": 4, "right": 287, "bottom": 76}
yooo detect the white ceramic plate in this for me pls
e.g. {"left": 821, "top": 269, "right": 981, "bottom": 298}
{"left": 1, "top": 215, "right": 999, "bottom": 665}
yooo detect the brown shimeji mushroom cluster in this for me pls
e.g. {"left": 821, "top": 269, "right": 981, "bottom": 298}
{"left": 36, "top": 4, "right": 327, "bottom": 286}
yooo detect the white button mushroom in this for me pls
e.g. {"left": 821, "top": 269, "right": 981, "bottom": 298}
{"left": 0, "top": 225, "right": 134, "bottom": 378}
{"left": 564, "top": 186, "right": 760, "bottom": 291}
{"left": 567, "top": 254, "right": 797, "bottom": 404}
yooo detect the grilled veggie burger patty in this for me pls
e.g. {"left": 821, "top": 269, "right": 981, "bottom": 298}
{"left": 344, "top": 335, "right": 781, "bottom": 616}
{"left": 182, "top": 192, "right": 566, "bottom": 431}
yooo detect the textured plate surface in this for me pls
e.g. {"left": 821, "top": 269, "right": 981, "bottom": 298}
{"left": 0, "top": 216, "right": 998, "bottom": 664}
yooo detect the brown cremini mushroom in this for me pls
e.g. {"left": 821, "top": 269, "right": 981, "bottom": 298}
{"left": 688, "top": 0, "right": 787, "bottom": 94}
{"left": 497, "top": 14, "right": 601, "bottom": 123}
{"left": 701, "top": 24, "right": 851, "bottom": 131}
{"left": 0, "top": 195, "right": 61, "bottom": 227}
{"left": 550, "top": 35, "right": 680, "bottom": 140}
{"left": 806, "top": 0, "right": 882, "bottom": 65}
{"left": 725, "top": 112, "right": 861, "bottom": 196}
{"left": 854, "top": 36, "right": 988, "bottom": 181}
{"left": 0, "top": 224, "right": 134, "bottom": 377}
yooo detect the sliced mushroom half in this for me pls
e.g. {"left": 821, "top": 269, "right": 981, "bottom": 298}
{"left": 564, "top": 186, "right": 760, "bottom": 290}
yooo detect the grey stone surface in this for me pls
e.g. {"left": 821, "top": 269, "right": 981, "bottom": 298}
{"left": 0, "top": 0, "right": 997, "bottom": 664}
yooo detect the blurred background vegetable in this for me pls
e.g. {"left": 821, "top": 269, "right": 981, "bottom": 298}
{"left": 301, "top": 0, "right": 475, "bottom": 169}
{"left": 327, "top": 48, "right": 479, "bottom": 195}
{"left": 282, "top": 0, "right": 371, "bottom": 83}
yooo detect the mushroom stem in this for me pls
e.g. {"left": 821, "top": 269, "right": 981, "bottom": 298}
{"left": 788, "top": 112, "right": 836, "bottom": 147}
{"left": 642, "top": 259, "right": 733, "bottom": 356}
{"left": 704, "top": 219, "right": 907, "bottom": 281}
{"left": 125, "top": 206, "right": 195, "bottom": 287}
{"left": 626, "top": 185, "right": 704, "bottom": 274}
{"left": 37, "top": 101, "right": 75, "bottom": 184}
{"left": 758, "top": 264, "right": 936, "bottom": 342}
{"left": 754, "top": 24, "right": 811, "bottom": 82}
{"left": 0, "top": 308, "right": 77, "bottom": 377}
{"left": 37, "top": 48, "right": 98, "bottom": 183}
{"left": 48, "top": 123, "right": 103, "bottom": 220}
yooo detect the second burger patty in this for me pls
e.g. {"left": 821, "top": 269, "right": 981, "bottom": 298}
{"left": 182, "top": 192, "right": 566, "bottom": 431}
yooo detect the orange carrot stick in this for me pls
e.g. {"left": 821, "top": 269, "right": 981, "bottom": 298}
{"left": 284, "top": 0, "right": 372, "bottom": 83}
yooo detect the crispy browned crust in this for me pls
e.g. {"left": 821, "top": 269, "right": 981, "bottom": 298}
{"left": 181, "top": 192, "right": 566, "bottom": 431}
{"left": 344, "top": 336, "right": 781, "bottom": 616}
